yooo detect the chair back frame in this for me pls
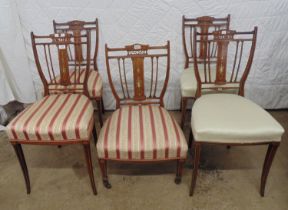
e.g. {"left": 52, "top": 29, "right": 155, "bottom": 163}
{"left": 182, "top": 15, "right": 230, "bottom": 68}
{"left": 193, "top": 27, "right": 258, "bottom": 97}
{"left": 105, "top": 41, "right": 170, "bottom": 109}
{"left": 31, "top": 32, "right": 91, "bottom": 97}
{"left": 53, "top": 19, "right": 99, "bottom": 71}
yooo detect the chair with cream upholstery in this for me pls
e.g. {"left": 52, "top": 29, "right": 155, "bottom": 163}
{"left": 5, "top": 32, "right": 97, "bottom": 194}
{"left": 53, "top": 19, "right": 104, "bottom": 126}
{"left": 189, "top": 27, "right": 285, "bottom": 197}
{"left": 180, "top": 15, "right": 230, "bottom": 128}
{"left": 97, "top": 42, "right": 188, "bottom": 188}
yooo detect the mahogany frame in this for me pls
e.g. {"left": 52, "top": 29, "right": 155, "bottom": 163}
{"left": 105, "top": 42, "right": 170, "bottom": 108}
{"left": 180, "top": 15, "right": 230, "bottom": 128}
{"left": 100, "top": 41, "right": 186, "bottom": 188}
{"left": 53, "top": 19, "right": 104, "bottom": 126}
{"left": 193, "top": 28, "right": 257, "bottom": 98}
{"left": 189, "top": 27, "right": 279, "bottom": 197}
{"left": 10, "top": 32, "right": 97, "bottom": 195}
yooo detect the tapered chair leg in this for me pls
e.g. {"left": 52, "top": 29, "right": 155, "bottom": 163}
{"left": 92, "top": 125, "right": 97, "bottom": 145}
{"left": 83, "top": 143, "right": 97, "bottom": 195}
{"left": 260, "top": 143, "right": 279, "bottom": 197}
{"left": 12, "top": 144, "right": 31, "bottom": 194}
{"left": 175, "top": 159, "right": 185, "bottom": 184}
{"left": 180, "top": 97, "right": 188, "bottom": 129}
{"left": 96, "top": 100, "right": 103, "bottom": 127}
{"left": 190, "top": 143, "right": 201, "bottom": 196}
{"left": 98, "top": 159, "right": 111, "bottom": 189}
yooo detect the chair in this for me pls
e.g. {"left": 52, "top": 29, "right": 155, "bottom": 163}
{"left": 96, "top": 42, "right": 188, "bottom": 188}
{"left": 180, "top": 15, "right": 230, "bottom": 128}
{"left": 5, "top": 32, "right": 97, "bottom": 194}
{"left": 53, "top": 19, "right": 104, "bottom": 127}
{"left": 189, "top": 27, "right": 285, "bottom": 196}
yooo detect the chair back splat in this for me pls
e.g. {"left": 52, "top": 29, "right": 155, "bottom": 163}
{"left": 182, "top": 15, "right": 230, "bottom": 68}
{"left": 105, "top": 42, "right": 170, "bottom": 108}
{"left": 193, "top": 27, "right": 257, "bottom": 97}
{"left": 31, "top": 32, "right": 91, "bottom": 97}
{"left": 53, "top": 19, "right": 99, "bottom": 71}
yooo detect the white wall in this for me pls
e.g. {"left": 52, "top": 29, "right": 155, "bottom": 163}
{"left": 2, "top": 0, "right": 288, "bottom": 109}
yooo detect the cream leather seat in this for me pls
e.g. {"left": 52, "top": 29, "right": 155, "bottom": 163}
{"left": 192, "top": 94, "right": 284, "bottom": 144}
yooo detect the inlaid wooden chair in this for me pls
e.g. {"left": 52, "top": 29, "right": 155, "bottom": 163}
{"left": 5, "top": 32, "right": 97, "bottom": 194}
{"left": 189, "top": 27, "right": 285, "bottom": 196}
{"left": 180, "top": 15, "right": 230, "bottom": 128}
{"left": 96, "top": 42, "right": 188, "bottom": 188}
{"left": 53, "top": 19, "right": 104, "bottom": 126}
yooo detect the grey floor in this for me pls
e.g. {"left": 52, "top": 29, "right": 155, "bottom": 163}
{"left": 0, "top": 110, "right": 287, "bottom": 210}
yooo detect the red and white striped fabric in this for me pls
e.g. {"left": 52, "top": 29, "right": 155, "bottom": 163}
{"left": 49, "top": 69, "right": 102, "bottom": 98}
{"left": 97, "top": 105, "right": 188, "bottom": 160}
{"left": 6, "top": 94, "right": 94, "bottom": 142}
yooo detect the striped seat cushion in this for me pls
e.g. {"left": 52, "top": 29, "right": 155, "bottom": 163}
{"left": 49, "top": 69, "right": 102, "bottom": 98}
{"left": 6, "top": 94, "right": 94, "bottom": 142}
{"left": 97, "top": 105, "right": 188, "bottom": 160}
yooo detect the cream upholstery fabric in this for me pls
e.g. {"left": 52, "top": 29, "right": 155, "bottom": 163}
{"left": 49, "top": 69, "right": 102, "bottom": 98}
{"left": 6, "top": 94, "right": 94, "bottom": 142}
{"left": 97, "top": 105, "right": 188, "bottom": 160}
{"left": 191, "top": 94, "right": 284, "bottom": 143}
{"left": 180, "top": 67, "right": 197, "bottom": 97}
{"left": 180, "top": 67, "right": 237, "bottom": 98}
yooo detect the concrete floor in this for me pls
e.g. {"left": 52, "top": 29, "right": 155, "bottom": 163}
{"left": 0, "top": 110, "right": 287, "bottom": 210}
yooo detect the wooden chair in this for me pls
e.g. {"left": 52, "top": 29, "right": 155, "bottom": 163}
{"left": 53, "top": 19, "right": 104, "bottom": 127}
{"left": 96, "top": 42, "right": 188, "bottom": 188}
{"left": 189, "top": 27, "right": 285, "bottom": 196}
{"left": 5, "top": 32, "right": 97, "bottom": 195}
{"left": 180, "top": 15, "right": 230, "bottom": 128}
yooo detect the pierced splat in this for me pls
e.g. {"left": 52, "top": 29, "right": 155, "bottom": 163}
{"left": 214, "top": 30, "right": 235, "bottom": 84}
{"left": 126, "top": 44, "right": 149, "bottom": 101}
{"left": 197, "top": 16, "right": 213, "bottom": 59}
{"left": 69, "top": 21, "right": 85, "bottom": 63}
{"left": 52, "top": 33, "right": 72, "bottom": 86}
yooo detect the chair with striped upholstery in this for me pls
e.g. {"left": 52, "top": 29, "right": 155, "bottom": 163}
{"left": 180, "top": 15, "right": 230, "bottom": 128}
{"left": 97, "top": 42, "right": 188, "bottom": 188}
{"left": 53, "top": 19, "right": 104, "bottom": 126}
{"left": 189, "top": 28, "right": 285, "bottom": 196}
{"left": 5, "top": 32, "right": 97, "bottom": 194}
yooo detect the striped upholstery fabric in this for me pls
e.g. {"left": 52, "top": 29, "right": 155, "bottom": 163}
{"left": 97, "top": 105, "right": 188, "bottom": 160}
{"left": 6, "top": 94, "right": 94, "bottom": 142}
{"left": 49, "top": 69, "right": 102, "bottom": 98}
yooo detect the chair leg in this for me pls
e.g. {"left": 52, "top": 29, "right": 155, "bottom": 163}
{"left": 83, "top": 143, "right": 97, "bottom": 195}
{"left": 180, "top": 97, "right": 188, "bottom": 129}
{"left": 96, "top": 100, "right": 103, "bottom": 127}
{"left": 175, "top": 159, "right": 185, "bottom": 184}
{"left": 101, "top": 97, "right": 105, "bottom": 114}
{"left": 92, "top": 125, "right": 97, "bottom": 146}
{"left": 260, "top": 143, "right": 279, "bottom": 197}
{"left": 12, "top": 143, "right": 31, "bottom": 194}
{"left": 188, "top": 129, "right": 193, "bottom": 149}
{"left": 98, "top": 159, "right": 111, "bottom": 189}
{"left": 190, "top": 143, "right": 201, "bottom": 196}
